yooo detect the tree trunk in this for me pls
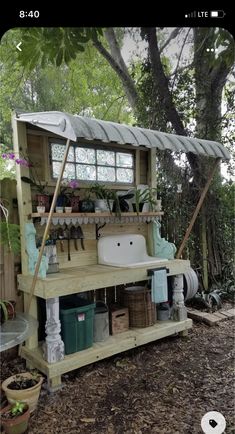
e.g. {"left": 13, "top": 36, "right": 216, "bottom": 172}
{"left": 193, "top": 27, "right": 233, "bottom": 280}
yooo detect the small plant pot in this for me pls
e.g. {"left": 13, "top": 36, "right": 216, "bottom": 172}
{"left": 37, "top": 194, "right": 50, "bottom": 212}
{"left": 1, "top": 404, "right": 30, "bottom": 434}
{"left": 132, "top": 203, "right": 144, "bottom": 213}
{"left": 70, "top": 196, "right": 80, "bottom": 212}
{"left": 65, "top": 207, "right": 72, "bottom": 213}
{"left": 79, "top": 199, "right": 95, "bottom": 213}
{"left": 2, "top": 373, "right": 43, "bottom": 413}
{"left": 55, "top": 207, "right": 63, "bottom": 213}
{"left": 36, "top": 206, "right": 45, "bottom": 213}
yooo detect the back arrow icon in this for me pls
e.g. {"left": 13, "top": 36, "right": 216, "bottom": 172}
{"left": 16, "top": 42, "right": 22, "bottom": 52}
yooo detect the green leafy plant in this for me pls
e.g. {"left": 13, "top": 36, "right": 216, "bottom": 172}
{"left": 90, "top": 183, "right": 108, "bottom": 200}
{"left": 21, "top": 176, "right": 49, "bottom": 195}
{"left": 132, "top": 187, "right": 150, "bottom": 215}
{"left": 0, "top": 222, "right": 21, "bottom": 254}
{"left": 0, "top": 200, "right": 20, "bottom": 254}
{"left": 90, "top": 183, "right": 115, "bottom": 213}
{"left": 10, "top": 401, "right": 27, "bottom": 417}
{"left": 144, "top": 187, "right": 158, "bottom": 211}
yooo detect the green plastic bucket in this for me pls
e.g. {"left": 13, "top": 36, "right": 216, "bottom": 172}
{"left": 60, "top": 297, "right": 95, "bottom": 355}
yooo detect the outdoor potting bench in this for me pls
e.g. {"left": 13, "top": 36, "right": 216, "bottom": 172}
{"left": 13, "top": 111, "right": 229, "bottom": 390}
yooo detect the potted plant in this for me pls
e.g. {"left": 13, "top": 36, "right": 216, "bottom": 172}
{"left": 1, "top": 401, "right": 30, "bottom": 434}
{"left": 132, "top": 187, "right": 149, "bottom": 214}
{"left": 1, "top": 371, "right": 43, "bottom": 413}
{"left": 130, "top": 187, "right": 158, "bottom": 214}
{"left": 0, "top": 300, "right": 16, "bottom": 324}
{"left": 145, "top": 187, "right": 158, "bottom": 211}
{"left": 66, "top": 179, "right": 80, "bottom": 212}
{"left": 79, "top": 191, "right": 95, "bottom": 213}
{"left": 21, "top": 176, "right": 50, "bottom": 211}
{"left": 90, "top": 183, "right": 114, "bottom": 212}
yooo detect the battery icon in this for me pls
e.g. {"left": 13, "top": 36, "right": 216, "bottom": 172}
{"left": 210, "top": 10, "right": 225, "bottom": 17}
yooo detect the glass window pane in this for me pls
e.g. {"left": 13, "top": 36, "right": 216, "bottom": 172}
{"left": 97, "top": 150, "right": 115, "bottom": 166}
{"left": 116, "top": 168, "right": 133, "bottom": 183}
{"left": 52, "top": 162, "right": 76, "bottom": 179}
{"left": 97, "top": 166, "right": 115, "bottom": 182}
{"left": 75, "top": 147, "right": 95, "bottom": 164}
{"left": 116, "top": 152, "right": 133, "bottom": 167}
{"left": 76, "top": 164, "right": 96, "bottom": 181}
{"left": 51, "top": 144, "right": 74, "bottom": 162}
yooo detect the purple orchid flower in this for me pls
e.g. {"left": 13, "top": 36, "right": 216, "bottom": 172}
{"left": 69, "top": 180, "right": 79, "bottom": 189}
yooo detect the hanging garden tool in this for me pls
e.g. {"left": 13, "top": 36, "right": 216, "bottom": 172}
{"left": 70, "top": 225, "right": 78, "bottom": 251}
{"left": 64, "top": 224, "right": 71, "bottom": 261}
{"left": 76, "top": 225, "right": 85, "bottom": 250}
{"left": 57, "top": 227, "right": 65, "bottom": 252}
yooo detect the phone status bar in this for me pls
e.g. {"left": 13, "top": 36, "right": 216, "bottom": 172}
{"left": 185, "top": 10, "right": 226, "bottom": 19}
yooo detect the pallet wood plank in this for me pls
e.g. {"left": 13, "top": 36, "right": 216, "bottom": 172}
{"left": 187, "top": 307, "right": 235, "bottom": 326}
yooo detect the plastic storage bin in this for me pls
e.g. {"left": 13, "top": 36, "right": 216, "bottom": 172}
{"left": 60, "top": 297, "right": 95, "bottom": 355}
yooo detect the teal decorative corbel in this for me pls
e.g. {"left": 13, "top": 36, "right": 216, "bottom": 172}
{"left": 25, "top": 223, "right": 48, "bottom": 278}
{"left": 153, "top": 218, "right": 176, "bottom": 260}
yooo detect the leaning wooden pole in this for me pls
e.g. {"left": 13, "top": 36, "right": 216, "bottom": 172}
{"left": 176, "top": 158, "right": 221, "bottom": 259}
{"left": 26, "top": 139, "right": 71, "bottom": 313}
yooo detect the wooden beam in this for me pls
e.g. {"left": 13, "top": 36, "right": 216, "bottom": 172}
{"left": 26, "top": 139, "right": 71, "bottom": 313}
{"left": 176, "top": 158, "right": 221, "bottom": 259}
{"left": 12, "top": 115, "right": 32, "bottom": 274}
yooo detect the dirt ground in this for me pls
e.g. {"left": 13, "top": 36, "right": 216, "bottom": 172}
{"left": 1, "top": 319, "right": 234, "bottom": 434}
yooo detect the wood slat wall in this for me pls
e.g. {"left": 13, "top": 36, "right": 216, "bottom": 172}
{"left": 28, "top": 131, "right": 150, "bottom": 269}
{"left": 0, "top": 179, "right": 22, "bottom": 311}
{"left": 35, "top": 222, "right": 148, "bottom": 269}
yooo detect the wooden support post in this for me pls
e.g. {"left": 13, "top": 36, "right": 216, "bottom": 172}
{"left": 26, "top": 138, "right": 71, "bottom": 313}
{"left": 48, "top": 375, "right": 62, "bottom": 392}
{"left": 12, "top": 115, "right": 32, "bottom": 275}
{"left": 43, "top": 297, "right": 64, "bottom": 363}
{"left": 172, "top": 274, "right": 187, "bottom": 321}
{"left": 176, "top": 158, "right": 221, "bottom": 259}
{"left": 201, "top": 209, "right": 208, "bottom": 290}
{"left": 147, "top": 148, "right": 157, "bottom": 255}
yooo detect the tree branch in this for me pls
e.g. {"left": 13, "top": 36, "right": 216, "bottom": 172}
{"left": 171, "top": 28, "right": 191, "bottom": 90}
{"left": 143, "top": 27, "right": 186, "bottom": 135}
{"left": 92, "top": 29, "right": 138, "bottom": 110}
{"left": 143, "top": 27, "right": 199, "bottom": 172}
{"left": 159, "top": 28, "right": 182, "bottom": 54}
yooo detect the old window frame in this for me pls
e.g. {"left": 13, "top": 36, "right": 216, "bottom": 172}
{"left": 49, "top": 139, "right": 135, "bottom": 185}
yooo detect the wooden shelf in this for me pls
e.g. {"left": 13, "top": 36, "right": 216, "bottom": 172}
{"left": 31, "top": 212, "right": 164, "bottom": 218}
{"left": 30, "top": 211, "right": 164, "bottom": 225}
{"left": 21, "top": 319, "right": 192, "bottom": 380}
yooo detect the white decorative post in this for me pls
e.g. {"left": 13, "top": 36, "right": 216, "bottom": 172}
{"left": 172, "top": 274, "right": 187, "bottom": 321}
{"left": 43, "top": 297, "right": 64, "bottom": 363}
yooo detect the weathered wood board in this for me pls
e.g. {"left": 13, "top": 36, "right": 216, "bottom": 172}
{"left": 187, "top": 307, "right": 235, "bottom": 326}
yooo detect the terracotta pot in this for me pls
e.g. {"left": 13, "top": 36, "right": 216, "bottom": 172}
{"left": 1, "top": 404, "right": 30, "bottom": 434}
{"left": 37, "top": 194, "right": 50, "bottom": 212}
{"left": 2, "top": 373, "right": 43, "bottom": 413}
{"left": 70, "top": 196, "right": 80, "bottom": 212}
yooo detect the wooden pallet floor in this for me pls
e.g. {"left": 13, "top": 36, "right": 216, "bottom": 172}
{"left": 187, "top": 308, "right": 235, "bottom": 326}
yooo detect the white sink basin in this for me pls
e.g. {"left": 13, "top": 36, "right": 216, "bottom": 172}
{"left": 98, "top": 234, "right": 168, "bottom": 268}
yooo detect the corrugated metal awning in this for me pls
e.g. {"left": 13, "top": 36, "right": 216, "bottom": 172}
{"left": 16, "top": 111, "right": 230, "bottom": 160}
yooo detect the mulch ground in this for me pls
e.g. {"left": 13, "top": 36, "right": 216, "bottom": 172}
{"left": 1, "top": 319, "right": 234, "bottom": 434}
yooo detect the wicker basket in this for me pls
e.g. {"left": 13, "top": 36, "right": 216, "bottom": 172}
{"left": 123, "top": 286, "right": 156, "bottom": 327}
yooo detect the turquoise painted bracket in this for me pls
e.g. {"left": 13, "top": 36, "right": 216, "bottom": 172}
{"left": 25, "top": 223, "right": 48, "bottom": 278}
{"left": 153, "top": 218, "right": 176, "bottom": 260}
